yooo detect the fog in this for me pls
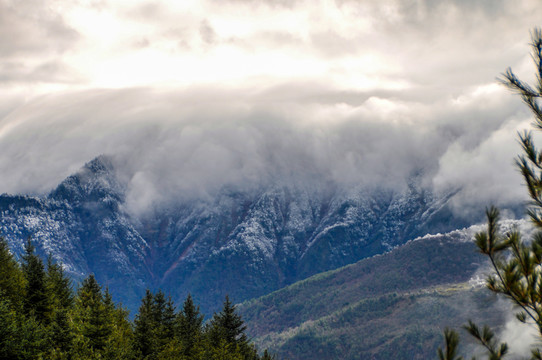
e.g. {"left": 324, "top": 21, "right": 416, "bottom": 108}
{"left": 1, "top": 0, "right": 541, "bottom": 216}
{"left": 0, "top": 82, "right": 531, "bottom": 216}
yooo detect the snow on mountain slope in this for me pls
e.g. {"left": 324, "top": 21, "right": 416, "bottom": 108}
{"left": 0, "top": 156, "right": 480, "bottom": 314}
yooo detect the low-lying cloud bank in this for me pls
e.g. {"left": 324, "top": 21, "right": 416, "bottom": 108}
{"left": 0, "top": 81, "right": 531, "bottom": 216}
{"left": 1, "top": 0, "right": 541, "bottom": 217}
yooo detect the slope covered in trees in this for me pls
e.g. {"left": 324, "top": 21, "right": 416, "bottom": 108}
{"left": 0, "top": 237, "right": 273, "bottom": 359}
{"left": 237, "top": 226, "right": 517, "bottom": 359}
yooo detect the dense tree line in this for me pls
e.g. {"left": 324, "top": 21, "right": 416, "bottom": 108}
{"left": 0, "top": 237, "right": 275, "bottom": 359}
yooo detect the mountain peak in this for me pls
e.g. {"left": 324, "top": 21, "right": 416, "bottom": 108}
{"left": 83, "top": 154, "right": 115, "bottom": 175}
{"left": 48, "top": 155, "right": 124, "bottom": 204}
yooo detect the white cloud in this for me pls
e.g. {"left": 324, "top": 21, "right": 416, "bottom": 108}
{"left": 498, "top": 308, "right": 540, "bottom": 358}
{"left": 1, "top": 0, "right": 542, "bottom": 216}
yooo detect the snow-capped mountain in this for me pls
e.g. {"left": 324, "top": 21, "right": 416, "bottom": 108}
{"left": 0, "top": 156, "right": 474, "bottom": 313}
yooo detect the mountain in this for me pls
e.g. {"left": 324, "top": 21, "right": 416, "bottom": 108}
{"left": 0, "top": 156, "right": 150, "bottom": 310}
{"left": 0, "top": 155, "right": 475, "bottom": 314}
{"left": 237, "top": 225, "right": 524, "bottom": 359}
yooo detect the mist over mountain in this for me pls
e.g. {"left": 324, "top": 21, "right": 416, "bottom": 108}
{"left": 0, "top": 84, "right": 530, "bottom": 221}
{"left": 0, "top": 155, "right": 487, "bottom": 314}
{"left": 0, "top": 85, "right": 530, "bottom": 316}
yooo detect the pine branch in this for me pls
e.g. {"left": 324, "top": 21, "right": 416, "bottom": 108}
{"left": 437, "top": 328, "right": 463, "bottom": 360}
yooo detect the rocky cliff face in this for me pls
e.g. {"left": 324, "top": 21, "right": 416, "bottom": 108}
{"left": 0, "top": 156, "right": 470, "bottom": 314}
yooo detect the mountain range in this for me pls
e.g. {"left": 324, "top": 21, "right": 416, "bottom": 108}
{"left": 0, "top": 155, "right": 481, "bottom": 315}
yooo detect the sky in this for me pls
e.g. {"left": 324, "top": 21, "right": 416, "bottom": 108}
{"left": 1, "top": 0, "right": 541, "bottom": 216}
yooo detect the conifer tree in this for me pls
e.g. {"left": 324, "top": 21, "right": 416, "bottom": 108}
{"left": 134, "top": 289, "right": 179, "bottom": 358}
{"left": 261, "top": 349, "right": 276, "bottom": 360}
{"left": 152, "top": 290, "right": 167, "bottom": 325}
{"left": 17, "top": 311, "right": 48, "bottom": 359}
{"left": 162, "top": 295, "right": 176, "bottom": 343}
{"left": 134, "top": 289, "right": 157, "bottom": 358}
{"left": 0, "top": 297, "right": 19, "bottom": 359}
{"left": 209, "top": 339, "right": 245, "bottom": 360}
{"left": 21, "top": 238, "right": 51, "bottom": 323}
{"left": 208, "top": 295, "right": 259, "bottom": 359}
{"left": 0, "top": 237, "right": 25, "bottom": 310}
{"left": 0, "top": 239, "right": 271, "bottom": 359}
{"left": 74, "top": 274, "right": 112, "bottom": 352}
{"left": 102, "top": 287, "right": 136, "bottom": 360}
{"left": 176, "top": 293, "right": 204, "bottom": 358}
{"left": 103, "top": 286, "right": 115, "bottom": 313}
{"left": 46, "top": 255, "right": 74, "bottom": 311}
{"left": 439, "top": 28, "right": 542, "bottom": 359}
{"left": 48, "top": 308, "right": 75, "bottom": 358}
{"left": 152, "top": 290, "right": 175, "bottom": 354}
{"left": 209, "top": 295, "right": 248, "bottom": 346}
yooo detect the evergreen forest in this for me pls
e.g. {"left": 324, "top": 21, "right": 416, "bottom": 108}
{"left": 0, "top": 237, "right": 274, "bottom": 360}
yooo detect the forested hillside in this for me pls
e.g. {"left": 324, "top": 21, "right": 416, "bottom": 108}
{"left": 238, "top": 227, "right": 517, "bottom": 359}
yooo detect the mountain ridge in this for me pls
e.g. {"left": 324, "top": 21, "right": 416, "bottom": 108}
{"left": 237, "top": 223, "right": 523, "bottom": 359}
{"left": 0, "top": 155, "right": 481, "bottom": 314}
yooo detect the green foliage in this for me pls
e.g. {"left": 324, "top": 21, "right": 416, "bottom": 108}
{"left": 134, "top": 289, "right": 156, "bottom": 357}
{"left": 464, "top": 321, "right": 508, "bottom": 360}
{"left": 237, "top": 230, "right": 491, "bottom": 359}
{"left": 207, "top": 339, "right": 245, "bottom": 360}
{"left": 207, "top": 295, "right": 262, "bottom": 360}
{"left": 209, "top": 295, "right": 249, "bottom": 346}
{"left": 46, "top": 255, "right": 74, "bottom": 311}
{"left": 17, "top": 312, "right": 49, "bottom": 359}
{"left": 261, "top": 349, "right": 276, "bottom": 360}
{"left": 176, "top": 293, "right": 205, "bottom": 358}
{"left": 0, "top": 297, "right": 19, "bottom": 359}
{"left": 48, "top": 308, "right": 75, "bottom": 357}
{"left": 102, "top": 288, "right": 136, "bottom": 360}
{"left": 133, "top": 289, "right": 181, "bottom": 358}
{"left": 0, "top": 237, "right": 25, "bottom": 310}
{"left": 437, "top": 329, "right": 463, "bottom": 360}
{"left": 22, "top": 238, "right": 51, "bottom": 323}
{"left": 133, "top": 289, "right": 267, "bottom": 359}
{"left": 74, "top": 274, "right": 112, "bottom": 352}
{"left": 0, "top": 239, "right": 273, "bottom": 359}
{"left": 438, "top": 28, "right": 542, "bottom": 359}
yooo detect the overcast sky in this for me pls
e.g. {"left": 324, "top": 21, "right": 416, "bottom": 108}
{"left": 1, "top": 0, "right": 541, "bottom": 216}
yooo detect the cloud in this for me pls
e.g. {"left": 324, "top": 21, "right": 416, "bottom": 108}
{"left": 432, "top": 82, "right": 536, "bottom": 215}
{"left": 199, "top": 20, "right": 217, "bottom": 45}
{"left": 0, "top": 0, "right": 541, "bottom": 217}
{"left": 0, "top": 0, "right": 77, "bottom": 57}
{"left": 0, "top": 77, "right": 527, "bottom": 217}
{"left": 498, "top": 306, "right": 540, "bottom": 358}
{"left": 0, "top": 60, "right": 82, "bottom": 84}
{"left": 0, "top": 0, "right": 79, "bottom": 86}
